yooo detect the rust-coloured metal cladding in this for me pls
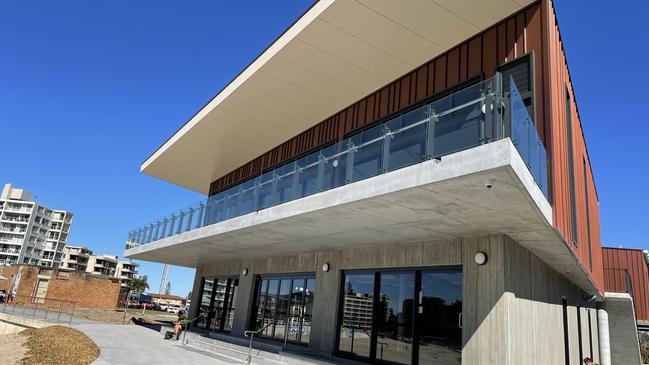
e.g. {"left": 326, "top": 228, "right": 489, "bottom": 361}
{"left": 603, "top": 247, "right": 649, "bottom": 321}
{"left": 542, "top": 0, "right": 604, "bottom": 293}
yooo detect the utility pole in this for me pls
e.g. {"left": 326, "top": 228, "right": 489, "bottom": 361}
{"left": 158, "top": 264, "right": 169, "bottom": 295}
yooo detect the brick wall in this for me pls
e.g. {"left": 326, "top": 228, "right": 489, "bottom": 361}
{"left": 0, "top": 265, "right": 124, "bottom": 309}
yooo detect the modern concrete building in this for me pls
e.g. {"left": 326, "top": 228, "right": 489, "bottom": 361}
{"left": 0, "top": 184, "right": 73, "bottom": 268}
{"left": 124, "top": 1, "right": 632, "bottom": 364}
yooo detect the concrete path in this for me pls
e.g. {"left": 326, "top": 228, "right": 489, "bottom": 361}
{"left": 74, "top": 324, "right": 233, "bottom": 365}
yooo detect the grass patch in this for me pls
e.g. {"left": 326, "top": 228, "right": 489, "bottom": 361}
{"left": 20, "top": 325, "right": 99, "bottom": 365}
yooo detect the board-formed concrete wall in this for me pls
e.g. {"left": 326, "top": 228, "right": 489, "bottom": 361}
{"left": 190, "top": 234, "right": 599, "bottom": 364}
{"left": 602, "top": 293, "right": 642, "bottom": 365}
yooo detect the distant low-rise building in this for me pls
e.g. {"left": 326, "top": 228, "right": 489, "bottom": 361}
{"left": 148, "top": 293, "right": 186, "bottom": 307}
{"left": 115, "top": 259, "right": 138, "bottom": 287}
{"left": 60, "top": 245, "right": 93, "bottom": 271}
{"left": 60, "top": 248, "right": 139, "bottom": 288}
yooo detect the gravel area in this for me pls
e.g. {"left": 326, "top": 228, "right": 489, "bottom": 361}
{"left": 20, "top": 325, "right": 100, "bottom": 365}
{"left": 0, "top": 332, "right": 28, "bottom": 365}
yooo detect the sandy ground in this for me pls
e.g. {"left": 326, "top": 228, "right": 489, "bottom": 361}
{"left": 0, "top": 332, "right": 28, "bottom": 365}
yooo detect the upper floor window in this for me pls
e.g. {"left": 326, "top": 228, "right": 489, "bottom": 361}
{"left": 499, "top": 53, "right": 535, "bottom": 123}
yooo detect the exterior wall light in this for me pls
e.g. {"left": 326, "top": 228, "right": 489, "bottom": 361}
{"left": 474, "top": 252, "right": 488, "bottom": 265}
{"left": 322, "top": 263, "right": 330, "bottom": 272}
{"left": 242, "top": 268, "right": 248, "bottom": 276}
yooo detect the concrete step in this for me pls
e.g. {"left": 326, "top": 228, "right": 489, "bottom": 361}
{"left": 182, "top": 331, "right": 366, "bottom": 365}
{"left": 186, "top": 334, "right": 282, "bottom": 365}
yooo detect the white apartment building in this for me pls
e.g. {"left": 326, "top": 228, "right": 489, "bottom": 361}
{"left": 0, "top": 184, "right": 73, "bottom": 267}
{"left": 60, "top": 247, "right": 139, "bottom": 287}
{"left": 59, "top": 245, "right": 93, "bottom": 271}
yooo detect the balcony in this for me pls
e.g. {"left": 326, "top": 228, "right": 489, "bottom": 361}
{"left": 125, "top": 74, "right": 597, "bottom": 294}
{"left": 3, "top": 206, "right": 32, "bottom": 213}
{"left": 0, "top": 238, "right": 23, "bottom": 245}
{"left": 0, "top": 216, "right": 29, "bottom": 224}
{"left": 0, "top": 225, "right": 27, "bottom": 234}
{"left": 0, "top": 248, "right": 20, "bottom": 255}
{"left": 128, "top": 76, "right": 547, "bottom": 248}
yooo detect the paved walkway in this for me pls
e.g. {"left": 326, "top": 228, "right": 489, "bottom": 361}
{"left": 74, "top": 324, "right": 233, "bottom": 365}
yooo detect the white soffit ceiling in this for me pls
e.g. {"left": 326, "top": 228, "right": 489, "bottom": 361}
{"left": 142, "top": 0, "right": 535, "bottom": 194}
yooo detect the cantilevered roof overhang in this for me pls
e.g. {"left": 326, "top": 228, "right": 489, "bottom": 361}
{"left": 142, "top": 0, "right": 536, "bottom": 194}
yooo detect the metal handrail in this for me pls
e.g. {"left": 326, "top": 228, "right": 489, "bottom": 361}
{"left": 181, "top": 312, "right": 207, "bottom": 344}
{"left": 0, "top": 294, "right": 77, "bottom": 325}
{"left": 243, "top": 320, "right": 275, "bottom": 364}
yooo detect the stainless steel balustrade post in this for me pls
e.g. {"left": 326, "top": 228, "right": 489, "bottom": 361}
{"left": 269, "top": 172, "right": 278, "bottom": 206}
{"left": 186, "top": 208, "right": 194, "bottom": 231}
{"left": 291, "top": 161, "right": 300, "bottom": 199}
{"left": 425, "top": 104, "right": 437, "bottom": 159}
{"left": 345, "top": 140, "right": 355, "bottom": 183}
{"left": 381, "top": 125, "right": 391, "bottom": 172}
{"left": 176, "top": 212, "right": 184, "bottom": 234}
{"left": 197, "top": 203, "right": 205, "bottom": 228}
{"left": 168, "top": 215, "right": 176, "bottom": 237}
{"left": 315, "top": 153, "right": 325, "bottom": 192}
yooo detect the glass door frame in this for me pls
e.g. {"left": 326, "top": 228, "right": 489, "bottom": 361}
{"left": 335, "top": 266, "right": 463, "bottom": 365}
{"left": 197, "top": 276, "right": 239, "bottom": 333}
{"left": 250, "top": 272, "right": 316, "bottom": 346}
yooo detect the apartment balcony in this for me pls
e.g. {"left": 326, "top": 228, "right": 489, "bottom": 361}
{"left": 0, "top": 248, "right": 20, "bottom": 255}
{"left": 0, "top": 216, "right": 29, "bottom": 224}
{"left": 3, "top": 206, "right": 32, "bottom": 213}
{"left": 0, "top": 225, "right": 27, "bottom": 234}
{"left": 0, "top": 238, "right": 23, "bottom": 245}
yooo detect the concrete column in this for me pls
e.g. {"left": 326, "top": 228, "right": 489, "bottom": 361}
{"left": 597, "top": 307, "right": 611, "bottom": 365}
{"left": 310, "top": 250, "right": 342, "bottom": 357}
{"left": 188, "top": 267, "right": 203, "bottom": 322}
{"left": 232, "top": 260, "right": 256, "bottom": 337}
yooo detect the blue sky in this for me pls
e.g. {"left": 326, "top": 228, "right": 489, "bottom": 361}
{"left": 0, "top": 1, "right": 647, "bottom": 297}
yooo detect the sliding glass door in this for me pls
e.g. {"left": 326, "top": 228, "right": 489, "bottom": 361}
{"left": 253, "top": 274, "right": 315, "bottom": 345}
{"left": 338, "top": 268, "right": 462, "bottom": 365}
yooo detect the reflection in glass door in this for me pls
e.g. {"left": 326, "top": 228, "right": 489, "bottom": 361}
{"left": 338, "top": 269, "right": 462, "bottom": 365}
{"left": 418, "top": 272, "right": 462, "bottom": 365}
{"left": 376, "top": 273, "right": 415, "bottom": 364}
{"left": 196, "top": 276, "right": 239, "bottom": 333}
{"left": 253, "top": 275, "right": 315, "bottom": 345}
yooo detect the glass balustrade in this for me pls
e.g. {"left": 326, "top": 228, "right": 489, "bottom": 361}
{"left": 126, "top": 74, "right": 548, "bottom": 249}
